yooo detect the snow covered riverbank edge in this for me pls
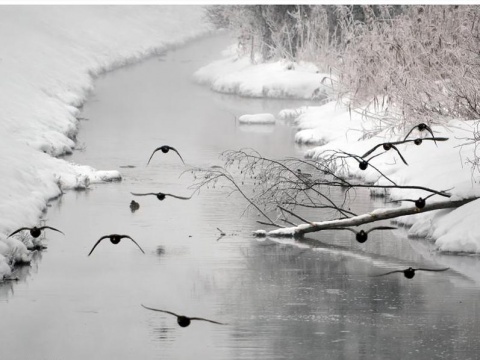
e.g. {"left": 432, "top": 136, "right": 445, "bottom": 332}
{"left": 195, "top": 48, "right": 480, "bottom": 255}
{"left": 0, "top": 6, "right": 212, "bottom": 279}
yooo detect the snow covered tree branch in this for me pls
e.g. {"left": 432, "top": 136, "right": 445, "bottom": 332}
{"left": 253, "top": 197, "right": 478, "bottom": 238}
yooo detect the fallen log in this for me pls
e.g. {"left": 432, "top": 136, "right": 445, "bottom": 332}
{"left": 253, "top": 197, "right": 479, "bottom": 238}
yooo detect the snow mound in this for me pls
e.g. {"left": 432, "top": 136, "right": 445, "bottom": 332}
{"left": 239, "top": 113, "right": 276, "bottom": 124}
{"left": 194, "top": 55, "right": 330, "bottom": 100}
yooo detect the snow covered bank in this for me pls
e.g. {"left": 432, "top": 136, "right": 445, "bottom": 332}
{"left": 298, "top": 110, "right": 480, "bottom": 254}
{"left": 0, "top": 5, "right": 212, "bottom": 279}
{"left": 194, "top": 45, "right": 330, "bottom": 100}
{"left": 196, "top": 47, "right": 480, "bottom": 254}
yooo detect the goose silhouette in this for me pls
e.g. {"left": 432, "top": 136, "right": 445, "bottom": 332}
{"left": 404, "top": 123, "right": 438, "bottom": 144}
{"left": 392, "top": 193, "right": 437, "bottom": 209}
{"left": 336, "top": 226, "right": 397, "bottom": 243}
{"left": 373, "top": 266, "right": 449, "bottom": 279}
{"left": 361, "top": 142, "right": 408, "bottom": 165}
{"left": 141, "top": 304, "right": 226, "bottom": 327}
{"left": 147, "top": 145, "right": 185, "bottom": 165}
{"left": 8, "top": 226, "right": 64, "bottom": 239}
{"left": 88, "top": 234, "right": 145, "bottom": 256}
{"left": 131, "top": 192, "right": 192, "bottom": 201}
{"left": 344, "top": 152, "right": 382, "bottom": 171}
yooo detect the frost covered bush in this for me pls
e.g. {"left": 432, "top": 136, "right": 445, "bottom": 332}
{"left": 207, "top": 5, "right": 480, "bottom": 170}
{"left": 205, "top": 5, "right": 332, "bottom": 62}
{"left": 328, "top": 6, "right": 480, "bottom": 126}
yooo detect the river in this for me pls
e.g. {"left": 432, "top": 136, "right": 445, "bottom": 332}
{"left": 1, "top": 33, "right": 480, "bottom": 360}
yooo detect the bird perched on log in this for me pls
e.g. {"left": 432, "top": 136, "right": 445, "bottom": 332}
{"left": 335, "top": 226, "right": 397, "bottom": 243}
{"left": 147, "top": 145, "right": 185, "bottom": 165}
{"left": 372, "top": 266, "right": 449, "bottom": 279}
{"left": 141, "top": 304, "right": 226, "bottom": 327}
{"left": 131, "top": 191, "right": 192, "bottom": 201}
{"left": 88, "top": 234, "right": 145, "bottom": 256}
{"left": 8, "top": 225, "right": 64, "bottom": 239}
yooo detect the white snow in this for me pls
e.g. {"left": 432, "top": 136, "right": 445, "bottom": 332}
{"left": 194, "top": 51, "right": 330, "bottom": 100}
{"left": 0, "top": 6, "right": 212, "bottom": 280}
{"left": 196, "top": 45, "right": 480, "bottom": 255}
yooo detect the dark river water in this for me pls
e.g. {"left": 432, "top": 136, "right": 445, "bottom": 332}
{"left": 1, "top": 33, "right": 480, "bottom": 360}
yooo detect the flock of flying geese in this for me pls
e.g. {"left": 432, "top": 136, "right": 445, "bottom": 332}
{"left": 343, "top": 123, "right": 450, "bottom": 208}
{"left": 5, "top": 145, "right": 226, "bottom": 327}
{"left": 5, "top": 125, "right": 450, "bottom": 326}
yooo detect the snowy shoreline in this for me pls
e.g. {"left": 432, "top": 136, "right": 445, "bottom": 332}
{"left": 194, "top": 45, "right": 480, "bottom": 255}
{"left": 0, "top": 6, "right": 212, "bottom": 279}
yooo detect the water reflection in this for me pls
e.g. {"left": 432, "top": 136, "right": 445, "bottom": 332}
{"left": 0, "top": 250, "right": 43, "bottom": 302}
{"left": 237, "top": 124, "right": 276, "bottom": 134}
{"left": 152, "top": 325, "right": 175, "bottom": 342}
{"left": 156, "top": 245, "right": 165, "bottom": 256}
{"left": 0, "top": 279, "right": 15, "bottom": 301}
{"left": 220, "top": 236, "right": 480, "bottom": 360}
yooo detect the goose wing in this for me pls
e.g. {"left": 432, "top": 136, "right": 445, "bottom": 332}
{"left": 416, "top": 267, "right": 449, "bottom": 272}
{"left": 390, "top": 144, "right": 408, "bottom": 165}
{"left": 167, "top": 146, "right": 185, "bottom": 165}
{"left": 39, "top": 226, "right": 65, "bottom": 235}
{"left": 7, "top": 227, "right": 31, "bottom": 238}
{"left": 423, "top": 124, "right": 438, "bottom": 145}
{"left": 147, "top": 147, "right": 162, "bottom": 165}
{"left": 189, "top": 317, "right": 227, "bottom": 325}
{"left": 371, "top": 269, "right": 404, "bottom": 277}
{"left": 131, "top": 192, "right": 157, "bottom": 197}
{"left": 165, "top": 192, "right": 192, "bottom": 200}
{"left": 397, "top": 199, "right": 416, "bottom": 203}
{"left": 88, "top": 235, "right": 111, "bottom": 256}
{"left": 403, "top": 124, "right": 419, "bottom": 141}
{"left": 141, "top": 304, "right": 179, "bottom": 317}
{"left": 121, "top": 235, "right": 145, "bottom": 254}
{"left": 361, "top": 143, "right": 383, "bottom": 159}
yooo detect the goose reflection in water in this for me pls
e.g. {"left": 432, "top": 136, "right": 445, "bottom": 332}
{"left": 141, "top": 304, "right": 227, "bottom": 327}
{"left": 129, "top": 200, "right": 140, "bottom": 212}
{"left": 156, "top": 245, "right": 165, "bottom": 256}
